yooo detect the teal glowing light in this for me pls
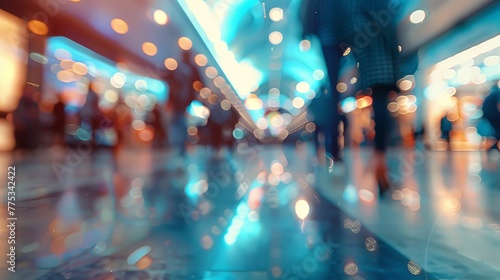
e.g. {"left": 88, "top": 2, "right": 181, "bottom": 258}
{"left": 187, "top": 100, "right": 210, "bottom": 119}
{"left": 224, "top": 233, "right": 236, "bottom": 245}
{"left": 232, "top": 128, "right": 245, "bottom": 139}
{"left": 46, "top": 36, "right": 168, "bottom": 103}
{"left": 126, "top": 246, "right": 152, "bottom": 265}
{"left": 343, "top": 184, "right": 359, "bottom": 204}
{"left": 236, "top": 204, "right": 249, "bottom": 217}
{"left": 341, "top": 97, "right": 357, "bottom": 113}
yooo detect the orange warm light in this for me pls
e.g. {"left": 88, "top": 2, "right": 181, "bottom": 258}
{"left": 178, "top": 37, "right": 193, "bottom": 50}
{"left": 0, "top": 119, "right": 15, "bottom": 151}
{"left": 142, "top": 42, "right": 158, "bottom": 56}
{"left": 72, "top": 62, "right": 88, "bottom": 75}
{"left": 194, "top": 54, "right": 208, "bottom": 66}
{"left": 27, "top": 20, "right": 48, "bottom": 35}
{"left": 193, "top": 81, "right": 203, "bottom": 91}
{"left": 136, "top": 256, "right": 153, "bottom": 269}
{"left": 57, "top": 70, "right": 76, "bottom": 83}
{"left": 111, "top": 18, "right": 128, "bottom": 34}
{"left": 164, "top": 58, "right": 178, "bottom": 71}
{"left": 356, "top": 96, "right": 373, "bottom": 109}
{"left": 0, "top": 12, "right": 27, "bottom": 149}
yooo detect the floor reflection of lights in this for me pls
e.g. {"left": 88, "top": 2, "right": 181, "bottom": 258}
{"left": 3, "top": 146, "right": 500, "bottom": 279}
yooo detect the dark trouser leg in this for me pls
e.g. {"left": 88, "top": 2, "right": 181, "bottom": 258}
{"left": 314, "top": 128, "right": 321, "bottom": 151}
{"left": 321, "top": 44, "right": 343, "bottom": 160}
{"left": 495, "top": 124, "right": 500, "bottom": 141}
{"left": 492, "top": 123, "right": 500, "bottom": 150}
{"left": 213, "top": 124, "right": 222, "bottom": 150}
{"left": 371, "top": 86, "right": 393, "bottom": 152}
{"left": 324, "top": 126, "right": 333, "bottom": 157}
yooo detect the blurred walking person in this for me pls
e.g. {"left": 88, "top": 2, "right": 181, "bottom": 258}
{"left": 301, "top": 0, "right": 412, "bottom": 195}
{"left": 80, "top": 83, "right": 104, "bottom": 146}
{"left": 167, "top": 51, "right": 200, "bottom": 155}
{"left": 300, "top": 0, "right": 344, "bottom": 162}
{"left": 482, "top": 83, "right": 500, "bottom": 151}
{"left": 12, "top": 85, "right": 41, "bottom": 150}
{"left": 52, "top": 95, "right": 67, "bottom": 147}
{"left": 308, "top": 85, "right": 335, "bottom": 163}
{"left": 148, "top": 104, "right": 167, "bottom": 149}
{"left": 113, "top": 96, "right": 132, "bottom": 152}
{"left": 440, "top": 113, "right": 453, "bottom": 150}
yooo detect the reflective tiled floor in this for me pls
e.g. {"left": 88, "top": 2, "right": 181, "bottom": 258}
{"left": 1, "top": 143, "right": 499, "bottom": 279}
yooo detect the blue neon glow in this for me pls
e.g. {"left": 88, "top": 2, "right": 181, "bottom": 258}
{"left": 341, "top": 97, "right": 357, "bottom": 113}
{"left": 343, "top": 184, "right": 359, "bottom": 204}
{"left": 45, "top": 36, "right": 168, "bottom": 103}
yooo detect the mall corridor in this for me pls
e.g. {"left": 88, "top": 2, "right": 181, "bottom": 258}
{"left": 1, "top": 0, "right": 500, "bottom": 279}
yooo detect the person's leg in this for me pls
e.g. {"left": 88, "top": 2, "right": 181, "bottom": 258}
{"left": 493, "top": 123, "right": 500, "bottom": 150}
{"left": 342, "top": 115, "right": 349, "bottom": 149}
{"left": 313, "top": 127, "right": 321, "bottom": 152}
{"left": 371, "top": 86, "right": 392, "bottom": 152}
{"left": 171, "top": 112, "right": 187, "bottom": 155}
{"left": 321, "top": 44, "right": 343, "bottom": 160}
{"left": 213, "top": 124, "right": 223, "bottom": 150}
{"left": 371, "top": 85, "right": 394, "bottom": 195}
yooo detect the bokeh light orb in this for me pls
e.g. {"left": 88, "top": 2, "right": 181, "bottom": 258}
{"left": 269, "top": 8, "right": 284, "bottom": 22}
{"left": 111, "top": 18, "right": 128, "bottom": 34}
{"left": 299, "top": 40, "right": 311, "bottom": 52}
{"left": 164, "top": 58, "right": 178, "bottom": 71}
{"left": 27, "top": 20, "right": 48, "bottom": 35}
{"left": 153, "top": 9, "right": 168, "bottom": 25}
{"left": 178, "top": 37, "right": 193, "bottom": 50}
{"left": 269, "top": 31, "right": 283, "bottom": 45}
{"left": 410, "top": 10, "right": 426, "bottom": 24}
{"left": 142, "top": 42, "right": 157, "bottom": 56}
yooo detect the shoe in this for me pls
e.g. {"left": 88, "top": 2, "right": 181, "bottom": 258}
{"left": 488, "top": 143, "right": 500, "bottom": 152}
{"left": 375, "top": 166, "right": 392, "bottom": 197}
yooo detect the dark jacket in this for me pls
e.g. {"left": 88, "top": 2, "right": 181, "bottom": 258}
{"left": 483, "top": 87, "right": 500, "bottom": 123}
{"left": 300, "top": 0, "right": 402, "bottom": 88}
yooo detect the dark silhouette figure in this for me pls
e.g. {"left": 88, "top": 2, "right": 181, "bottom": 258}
{"left": 167, "top": 51, "right": 201, "bottom": 155}
{"left": 440, "top": 114, "right": 453, "bottom": 150}
{"left": 301, "top": 0, "right": 407, "bottom": 195}
{"left": 52, "top": 96, "right": 66, "bottom": 146}
{"left": 300, "top": 0, "right": 344, "bottom": 161}
{"left": 148, "top": 104, "right": 167, "bottom": 149}
{"left": 80, "top": 83, "right": 104, "bottom": 146}
{"left": 112, "top": 97, "right": 131, "bottom": 152}
{"left": 12, "top": 85, "right": 41, "bottom": 150}
{"left": 308, "top": 85, "right": 335, "bottom": 157}
{"left": 482, "top": 84, "right": 500, "bottom": 151}
{"left": 206, "top": 97, "right": 237, "bottom": 151}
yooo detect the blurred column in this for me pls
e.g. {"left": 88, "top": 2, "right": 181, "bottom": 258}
{"left": 24, "top": 13, "right": 51, "bottom": 150}
{"left": 26, "top": 26, "right": 48, "bottom": 89}
{"left": 0, "top": 10, "right": 28, "bottom": 151}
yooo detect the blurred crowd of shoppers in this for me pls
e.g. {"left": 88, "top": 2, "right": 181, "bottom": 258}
{"left": 482, "top": 84, "right": 500, "bottom": 151}
{"left": 10, "top": 50, "right": 237, "bottom": 153}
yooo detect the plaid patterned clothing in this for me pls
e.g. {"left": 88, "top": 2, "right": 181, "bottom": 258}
{"left": 353, "top": 34, "right": 398, "bottom": 89}
{"left": 334, "top": 0, "right": 400, "bottom": 89}
{"left": 300, "top": 0, "right": 400, "bottom": 88}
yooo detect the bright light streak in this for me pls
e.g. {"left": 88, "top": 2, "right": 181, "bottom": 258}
{"left": 435, "top": 34, "right": 500, "bottom": 71}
